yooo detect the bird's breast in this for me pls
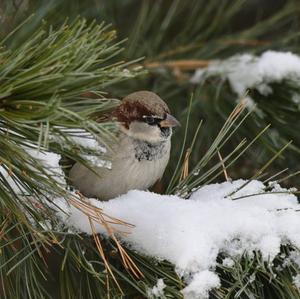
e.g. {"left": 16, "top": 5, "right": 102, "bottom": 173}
{"left": 133, "top": 139, "right": 169, "bottom": 161}
{"left": 114, "top": 136, "right": 171, "bottom": 190}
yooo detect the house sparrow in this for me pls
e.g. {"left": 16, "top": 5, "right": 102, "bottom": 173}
{"left": 69, "top": 91, "right": 180, "bottom": 200}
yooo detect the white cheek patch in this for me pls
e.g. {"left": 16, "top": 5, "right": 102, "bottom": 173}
{"left": 122, "top": 121, "right": 165, "bottom": 143}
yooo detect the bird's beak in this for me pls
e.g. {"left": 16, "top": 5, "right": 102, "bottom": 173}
{"left": 159, "top": 114, "right": 181, "bottom": 128}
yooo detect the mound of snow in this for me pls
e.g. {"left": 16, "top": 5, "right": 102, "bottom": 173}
{"left": 54, "top": 179, "right": 300, "bottom": 298}
{"left": 4, "top": 149, "right": 300, "bottom": 298}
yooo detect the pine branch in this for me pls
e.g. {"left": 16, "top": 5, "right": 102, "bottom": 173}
{"left": 0, "top": 17, "right": 143, "bottom": 299}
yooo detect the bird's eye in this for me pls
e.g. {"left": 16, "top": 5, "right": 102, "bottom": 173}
{"left": 143, "top": 115, "right": 156, "bottom": 125}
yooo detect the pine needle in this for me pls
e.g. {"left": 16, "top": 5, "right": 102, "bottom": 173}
{"left": 217, "top": 150, "right": 230, "bottom": 181}
{"left": 179, "top": 148, "right": 191, "bottom": 181}
{"left": 69, "top": 193, "right": 143, "bottom": 284}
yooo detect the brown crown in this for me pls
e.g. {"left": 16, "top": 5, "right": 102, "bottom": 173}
{"left": 112, "top": 91, "right": 170, "bottom": 129}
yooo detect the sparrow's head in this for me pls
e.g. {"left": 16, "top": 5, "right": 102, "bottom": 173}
{"left": 113, "top": 91, "right": 180, "bottom": 143}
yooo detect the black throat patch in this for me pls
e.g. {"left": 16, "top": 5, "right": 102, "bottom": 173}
{"left": 134, "top": 140, "right": 168, "bottom": 161}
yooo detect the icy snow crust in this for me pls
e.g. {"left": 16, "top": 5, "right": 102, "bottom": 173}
{"left": 4, "top": 148, "right": 300, "bottom": 298}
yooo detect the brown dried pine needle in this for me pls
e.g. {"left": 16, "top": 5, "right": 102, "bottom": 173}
{"left": 69, "top": 192, "right": 144, "bottom": 292}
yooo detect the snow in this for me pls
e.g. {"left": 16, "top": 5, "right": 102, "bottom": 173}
{"left": 72, "top": 132, "right": 112, "bottom": 168}
{"left": 222, "top": 257, "right": 234, "bottom": 268}
{"left": 0, "top": 149, "right": 64, "bottom": 193}
{"left": 53, "top": 179, "right": 300, "bottom": 298}
{"left": 147, "top": 279, "right": 166, "bottom": 298}
{"left": 290, "top": 251, "right": 300, "bottom": 268}
{"left": 182, "top": 271, "right": 220, "bottom": 299}
{"left": 0, "top": 128, "right": 110, "bottom": 195}
{"left": 51, "top": 128, "right": 107, "bottom": 152}
{"left": 5, "top": 143, "right": 300, "bottom": 298}
{"left": 26, "top": 149, "right": 65, "bottom": 184}
{"left": 191, "top": 50, "right": 300, "bottom": 98}
{"left": 50, "top": 128, "right": 111, "bottom": 169}
{"left": 294, "top": 274, "right": 300, "bottom": 291}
